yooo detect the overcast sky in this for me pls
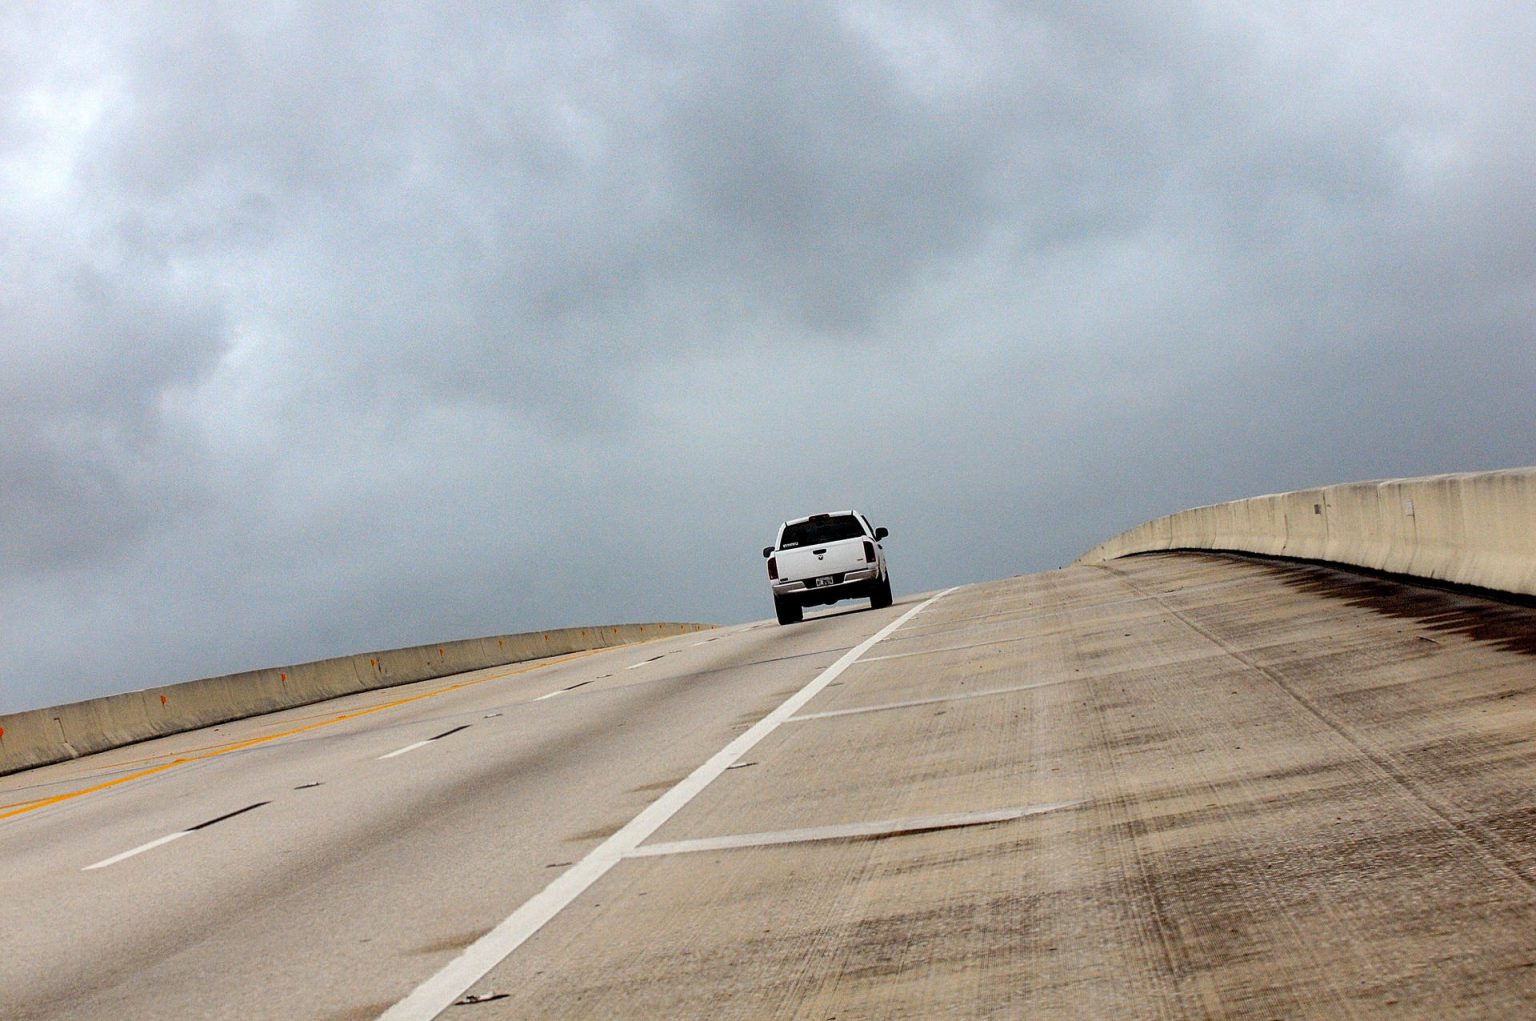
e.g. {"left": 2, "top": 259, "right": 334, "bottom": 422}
{"left": 3, "top": 2, "right": 1533, "bottom": 713}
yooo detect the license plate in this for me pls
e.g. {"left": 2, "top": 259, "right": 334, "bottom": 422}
{"left": 813, "top": 575, "right": 836, "bottom": 588}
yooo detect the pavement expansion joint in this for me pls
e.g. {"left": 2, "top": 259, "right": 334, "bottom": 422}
{"left": 788, "top": 678, "right": 1075, "bottom": 721}
{"left": 625, "top": 801, "right": 1084, "bottom": 859}
{"left": 860, "top": 635, "right": 1041, "bottom": 662}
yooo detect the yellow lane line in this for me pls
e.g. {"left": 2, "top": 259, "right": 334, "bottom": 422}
{"left": 103, "top": 650, "right": 601, "bottom": 767}
{"left": 0, "top": 650, "right": 602, "bottom": 821}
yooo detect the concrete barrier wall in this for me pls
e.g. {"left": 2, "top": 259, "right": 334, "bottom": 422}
{"left": 1075, "top": 467, "right": 1536, "bottom": 596}
{"left": 0, "top": 623, "right": 712, "bottom": 776}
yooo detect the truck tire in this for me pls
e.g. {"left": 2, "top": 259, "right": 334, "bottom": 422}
{"left": 870, "top": 575, "right": 893, "bottom": 609}
{"left": 774, "top": 595, "right": 803, "bottom": 625}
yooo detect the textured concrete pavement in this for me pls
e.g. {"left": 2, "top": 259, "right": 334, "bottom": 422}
{"left": 461, "top": 554, "right": 1536, "bottom": 1019}
{"left": 5, "top": 553, "right": 1536, "bottom": 1018}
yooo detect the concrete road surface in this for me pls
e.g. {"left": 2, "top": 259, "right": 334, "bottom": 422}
{"left": 4, "top": 552, "right": 1536, "bottom": 1019}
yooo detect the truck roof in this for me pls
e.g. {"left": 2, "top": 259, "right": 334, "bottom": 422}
{"left": 781, "top": 510, "right": 858, "bottom": 527}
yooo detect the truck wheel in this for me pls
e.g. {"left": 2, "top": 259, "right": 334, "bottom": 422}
{"left": 870, "top": 576, "right": 893, "bottom": 609}
{"left": 774, "top": 595, "right": 803, "bottom": 625}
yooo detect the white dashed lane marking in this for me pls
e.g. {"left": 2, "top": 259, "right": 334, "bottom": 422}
{"left": 83, "top": 802, "right": 270, "bottom": 871}
{"left": 534, "top": 680, "right": 594, "bottom": 702}
{"left": 377, "top": 724, "right": 471, "bottom": 760}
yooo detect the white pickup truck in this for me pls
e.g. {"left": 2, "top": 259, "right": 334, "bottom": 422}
{"left": 762, "top": 511, "right": 893, "bottom": 625}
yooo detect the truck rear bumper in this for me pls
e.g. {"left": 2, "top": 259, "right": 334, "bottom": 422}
{"left": 772, "top": 567, "right": 880, "bottom": 603}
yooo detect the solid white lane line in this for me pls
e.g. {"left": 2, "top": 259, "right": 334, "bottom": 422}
{"left": 378, "top": 739, "right": 433, "bottom": 760}
{"left": 83, "top": 831, "right": 190, "bottom": 871}
{"left": 626, "top": 803, "right": 1083, "bottom": 858}
{"left": 378, "top": 587, "right": 959, "bottom": 1021}
{"left": 532, "top": 690, "right": 564, "bottom": 702}
{"left": 788, "top": 679, "right": 1072, "bottom": 722}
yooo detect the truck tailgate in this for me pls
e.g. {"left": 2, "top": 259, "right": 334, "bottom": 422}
{"left": 777, "top": 540, "right": 867, "bottom": 582}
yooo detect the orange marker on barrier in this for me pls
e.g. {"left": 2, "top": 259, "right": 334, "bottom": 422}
{"left": 159, "top": 695, "right": 168, "bottom": 706}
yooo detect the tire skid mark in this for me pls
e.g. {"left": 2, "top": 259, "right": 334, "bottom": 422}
{"left": 1104, "top": 560, "right": 1536, "bottom": 892}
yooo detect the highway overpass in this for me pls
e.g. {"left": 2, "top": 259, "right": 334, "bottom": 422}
{"left": 3, "top": 469, "right": 1535, "bottom": 1019}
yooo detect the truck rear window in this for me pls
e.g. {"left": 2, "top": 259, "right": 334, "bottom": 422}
{"left": 780, "top": 515, "right": 867, "bottom": 548}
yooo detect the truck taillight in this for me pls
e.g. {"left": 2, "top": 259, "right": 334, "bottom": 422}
{"left": 863, "top": 540, "right": 875, "bottom": 562}
{"left": 767, "top": 557, "right": 778, "bottom": 580}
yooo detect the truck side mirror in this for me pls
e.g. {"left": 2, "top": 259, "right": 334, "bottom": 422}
{"left": 874, "top": 527, "right": 889, "bottom": 541}
{"left": 763, "top": 546, "right": 774, "bottom": 558}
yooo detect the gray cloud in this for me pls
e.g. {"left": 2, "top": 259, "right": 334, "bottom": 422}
{"left": 2, "top": 2, "right": 1534, "bottom": 712}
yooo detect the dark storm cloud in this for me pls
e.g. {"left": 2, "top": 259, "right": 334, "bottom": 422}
{"left": 0, "top": 229, "right": 224, "bottom": 572}
{"left": 3, "top": 2, "right": 1535, "bottom": 712}
{"left": 656, "top": 0, "right": 1006, "bottom": 333}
